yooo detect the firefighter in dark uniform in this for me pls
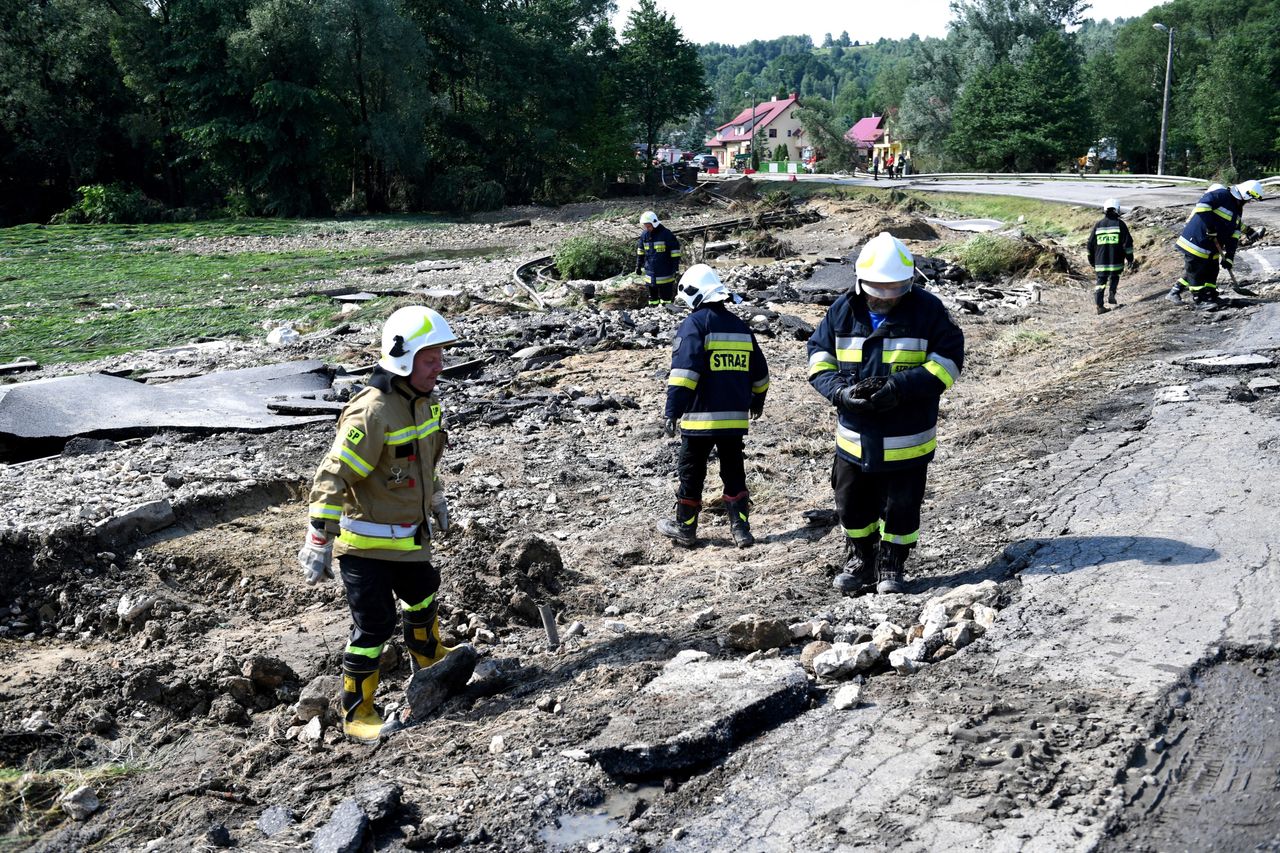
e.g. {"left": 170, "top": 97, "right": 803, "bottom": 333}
{"left": 1086, "top": 198, "right": 1136, "bottom": 314}
{"left": 658, "top": 264, "right": 769, "bottom": 548}
{"left": 636, "top": 210, "right": 682, "bottom": 305}
{"left": 808, "top": 232, "right": 964, "bottom": 595}
{"left": 1167, "top": 180, "right": 1264, "bottom": 307}
{"left": 297, "top": 306, "right": 458, "bottom": 741}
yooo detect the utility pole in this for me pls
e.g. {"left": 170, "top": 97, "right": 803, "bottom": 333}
{"left": 744, "top": 90, "right": 757, "bottom": 170}
{"left": 1153, "top": 23, "right": 1174, "bottom": 176}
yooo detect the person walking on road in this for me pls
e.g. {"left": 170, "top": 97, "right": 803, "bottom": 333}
{"left": 297, "top": 306, "right": 458, "bottom": 741}
{"left": 1167, "top": 180, "right": 1264, "bottom": 308}
{"left": 808, "top": 232, "right": 964, "bottom": 595}
{"left": 636, "top": 210, "right": 682, "bottom": 306}
{"left": 1086, "top": 198, "right": 1136, "bottom": 314}
{"left": 657, "top": 264, "right": 769, "bottom": 549}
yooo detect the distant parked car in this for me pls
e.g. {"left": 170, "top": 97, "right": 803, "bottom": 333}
{"left": 691, "top": 154, "right": 719, "bottom": 172}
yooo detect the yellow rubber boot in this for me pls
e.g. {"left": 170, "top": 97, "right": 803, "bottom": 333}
{"left": 404, "top": 598, "right": 457, "bottom": 669}
{"left": 341, "top": 663, "right": 384, "bottom": 742}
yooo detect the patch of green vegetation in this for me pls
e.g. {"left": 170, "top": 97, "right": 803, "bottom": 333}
{"left": 0, "top": 760, "right": 147, "bottom": 844}
{"left": 553, "top": 235, "right": 633, "bottom": 281}
{"left": 948, "top": 233, "right": 1039, "bottom": 278}
{"left": 0, "top": 219, "right": 478, "bottom": 365}
{"left": 993, "top": 328, "right": 1054, "bottom": 357}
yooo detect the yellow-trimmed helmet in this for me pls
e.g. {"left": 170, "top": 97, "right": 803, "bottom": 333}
{"left": 640, "top": 210, "right": 661, "bottom": 227}
{"left": 855, "top": 232, "right": 915, "bottom": 299}
{"left": 1232, "top": 180, "right": 1264, "bottom": 201}
{"left": 379, "top": 306, "right": 457, "bottom": 376}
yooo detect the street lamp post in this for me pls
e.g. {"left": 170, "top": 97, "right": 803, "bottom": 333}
{"left": 744, "top": 90, "right": 757, "bottom": 171}
{"left": 1153, "top": 22, "right": 1174, "bottom": 176}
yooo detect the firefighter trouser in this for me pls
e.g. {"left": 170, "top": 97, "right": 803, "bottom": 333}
{"left": 1095, "top": 271, "right": 1119, "bottom": 307}
{"left": 647, "top": 277, "right": 675, "bottom": 304}
{"left": 831, "top": 456, "right": 928, "bottom": 547}
{"left": 1178, "top": 253, "right": 1219, "bottom": 294}
{"left": 339, "top": 553, "right": 440, "bottom": 667}
{"left": 678, "top": 434, "right": 746, "bottom": 503}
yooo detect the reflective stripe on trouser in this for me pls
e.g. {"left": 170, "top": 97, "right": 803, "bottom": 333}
{"left": 1095, "top": 271, "right": 1119, "bottom": 307}
{"left": 831, "top": 455, "right": 928, "bottom": 549}
{"left": 678, "top": 434, "right": 747, "bottom": 503}
{"left": 339, "top": 553, "right": 441, "bottom": 657}
{"left": 1179, "top": 252, "right": 1219, "bottom": 292}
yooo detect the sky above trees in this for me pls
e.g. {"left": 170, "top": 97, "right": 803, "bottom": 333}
{"left": 610, "top": 0, "right": 1165, "bottom": 45}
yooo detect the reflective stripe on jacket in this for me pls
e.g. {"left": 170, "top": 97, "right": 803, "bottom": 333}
{"left": 1087, "top": 215, "right": 1134, "bottom": 273}
{"left": 807, "top": 287, "right": 964, "bottom": 471}
{"left": 666, "top": 303, "right": 768, "bottom": 435}
{"left": 306, "top": 368, "right": 444, "bottom": 562}
{"left": 1178, "top": 187, "right": 1242, "bottom": 262}
{"left": 637, "top": 224, "right": 682, "bottom": 284}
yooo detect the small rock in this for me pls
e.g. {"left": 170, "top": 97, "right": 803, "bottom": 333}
{"left": 691, "top": 607, "right": 717, "bottom": 628}
{"left": 298, "top": 717, "right": 323, "bottom": 743}
{"left": 88, "top": 709, "right": 116, "bottom": 735}
{"left": 931, "top": 644, "right": 957, "bottom": 661}
{"left": 888, "top": 646, "right": 924, "bottom": 675}
{"left": 970, "top": 603, "right": 998, "bottom": 631}
{"left": 832, "top": 682, "right": 863, "bottom": 710}
{"left": 726, "top": 614, "right": 792, "bottom": 651}
{"left": 813, "top": 641, "right": 880, "bottom": 679}
{"left": 312, "top": 798, "right": 368, "bottom": 853}
{"left": 60, "top": 786, "right": 100, "bottom": 821}
{"left": 800, "top": 641, "right": 832, "bottom": 673}
{"left": 208, "top": 695, "right": 250, "bottom": 726}
{"left": 565, "top": 621, "right": 586, "bottom": 638}
{"left": 871, "top": 622, "right": 906, "bottom": 653}
{"left": 942, "top": 621, "right": 978, "bottom": 650}
{"left": 206, "top": 822, "right": 233, "bottom": 848}
{"left": 297, "top": 675, "right": 340, "bottom": 722}
{"left": 354, "top": 780, "right": 402, "bottom": 823}
{"left": 489, "top": 735, "right": 506, "bottom": 754}
{"left": 242, "top": 656, "right": 298, "bottom": 689}
{"left": 664, "top": 649, "right": 711, "bottom": 670}
{"left": 258, "top": 805, "right": 296, "bottom": 838}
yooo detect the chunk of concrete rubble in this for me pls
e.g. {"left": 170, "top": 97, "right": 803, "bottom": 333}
{"left": 0, "top": 357, "right": 39, "bottom": 375}
{"left": 94, "top": 499, "right": 175, "bottom": 543}
{"left": 1156, "top": 385, "right": 1195, "bottom": 403}
{"left": 60, "top": 785, "right": 100, "bottom": 820}
{"left": 1183, "top": 353, "right": 1274, "bottom": 373}
{"left": 116, "top": 594, "right": 157, "bottom": 625}
{"left": 297, "top": 675, "right": 339, "bottom": 722}
{"left": 871, "top": 622, "right": 906, "bottom": 653}
{"left": 921, "top": 603, "right": 949, "bottom": 639}
{"left": 942, "top": 620, "right": 981, "bottom": 650}
{"left": 665, "top": 650, "right": 712, "bottom": 670}
{"left": 353, "top": 780, "right": 401, "bottom": 823}
{"left": 298, "top": 717, "right": 323, "bottom": 743}
{"left": 888, "top": 647, "right": 924, "bottom": 675}
{"left": 258, "top": 804, "right": 296, "bottom": 838}
{"left": 583, "top": 659, "right": 808, "bottom": 778}
{"left": 1248, "top": 376, "right": 1280, "bottom": 392}
{"left": 919, "top": 580, "right": 999, "bottom": 621}
{"left": 832, "top": 682, "right": 863, "bottom": 710}
{"left": 727, "top": 614, "right": 792, "bottom": 651}
{"left": 691, "top": 607, "right": 717, "bottom": 628}
{"left": 398, "top": 644, "right": 479, "bottom": 725}
{"left": 812, "top": 641, "right": 880, "bottom": 680}
{"left": 970, "top": 603, "right": 998, "bottom": 631}
{"left": 312, "top": 798, "right": 368, "bottom": 853}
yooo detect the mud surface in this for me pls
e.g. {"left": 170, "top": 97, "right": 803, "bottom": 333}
{"left": 2, "top": 188, "right": 1279, "bottom": 851}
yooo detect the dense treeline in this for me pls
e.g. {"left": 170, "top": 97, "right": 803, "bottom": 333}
{"left": 700, "top": 0, "right": 1279, "bottom": 178}
{"left": 0, "top": 0, "right": 706, "bottom": 225}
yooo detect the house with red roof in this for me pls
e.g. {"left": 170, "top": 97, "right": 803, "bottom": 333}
{"left": 706, "top": 93, "right": 805, "bottom": 169}
{"left": 845, "top": 115, "right": 886, "bottom": 153}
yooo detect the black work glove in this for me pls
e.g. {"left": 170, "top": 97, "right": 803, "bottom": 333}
{"left": 663, "top": 417, "right": 677, "bottom": 437}
{"left": 750, "top": 399, "right": 764, "bottom": 420}
{"left": 1127, "top": 258, "right": 1138, "bottom": 272}
{"left": 867, "top": 381, "right": 898, "bottom": 412}
{"left": 848, "top": 375, "right": 887, "bottom": 400}
{"left": 1221, "top": 256, "right": 1233, "bottom": 271}
{"left": 635, "top": 263, "right": 644, "bottom": 276}
{"left": 835, "top": 385, "right": 874, "bottom": 415}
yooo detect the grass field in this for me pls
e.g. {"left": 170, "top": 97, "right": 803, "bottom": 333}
{"left": 0, "top": 217, "right": 475, "bottom": 365}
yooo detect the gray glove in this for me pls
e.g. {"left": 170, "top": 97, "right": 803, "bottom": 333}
{"left": 297, "top": 525, "right": 334, "bottom": 584}
{"left": 429, "top": 490, "right": 449, "bottom": 536}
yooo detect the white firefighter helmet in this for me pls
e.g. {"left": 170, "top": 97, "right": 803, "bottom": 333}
{"left": 1231, "top": 179, "right": 1264, "bottom": 201}
{"left": 379, "top": 306, "right": 457, "bottom": 376}
{"left": 855, "top": 232, "right": 915, "bottom": 298}
{"left": 640, "top": 210, "right": 661, "bottom": 227}
{"left": 677, "top": 264, "right": 734, "bottom": 309}
{"left": 1208, "top": 182, "right": 1226, "bottom": 193}
{"left": 1103, "top": 198, "right": 1120, "bottom": 215}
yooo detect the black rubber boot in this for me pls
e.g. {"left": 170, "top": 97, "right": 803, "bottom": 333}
{"left": 875, "top": 541, "right": 910, "bottom": 595}
{"left": 657, "top": 499, "right": 699, "bottom": 547}
{"left": 1166, "top": 284, "right": 1185, "bottom": 304}
{"left": 1094, "top": 288, "right": 1108, "bottom": 314}
{"left": 833, "top": 538, "right": 878, "bottom": 594}
{"left": 1107, "top": 283, "right": 1118, "bottom": 305}
{"left": 724, "top": 491, "right": 754, "bottom": 548}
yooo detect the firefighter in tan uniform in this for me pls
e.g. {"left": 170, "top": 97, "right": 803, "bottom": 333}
{"left": 297, "top": 306, "right": 457, "bottom": 741}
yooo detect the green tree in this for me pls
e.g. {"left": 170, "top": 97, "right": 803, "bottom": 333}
{"left": 618, "top": 0, "right": 711, "bottom": 161}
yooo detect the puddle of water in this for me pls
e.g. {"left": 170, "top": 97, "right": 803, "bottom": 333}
{"left": 538, "top": 783, "right": 664, "bottom": 849}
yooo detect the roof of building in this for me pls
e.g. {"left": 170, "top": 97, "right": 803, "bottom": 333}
{"left": 845, "top": 115, "right": 885, "bottom": 148}
{"left": 707, "top": 94, "right": 800, "bottom": 147}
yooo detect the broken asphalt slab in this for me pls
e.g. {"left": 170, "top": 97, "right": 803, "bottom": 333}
{"left": 584, "top": 658, "right": 809, "bottom": 779}
{"left": 0, "top": 361, "right": 334, "bottom": 453}
{"left": 660, "top": 304, "right": 1280, "bottom": 851}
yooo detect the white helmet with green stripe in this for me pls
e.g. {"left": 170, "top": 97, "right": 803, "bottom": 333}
{"left": 1231, "top": 179, "right": 1264, "bottom": 202}
{"left": 379, "top": 306, "right": 457, "bottom": 376}
{"left": 855, "top": 231, "right": 915, "bottom": 298}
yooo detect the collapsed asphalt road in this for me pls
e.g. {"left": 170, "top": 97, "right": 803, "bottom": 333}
{"left": 3, "top": 192, "right": 1279, "bottom": 851}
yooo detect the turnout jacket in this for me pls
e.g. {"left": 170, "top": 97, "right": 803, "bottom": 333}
{"left": 1087, "top": 214, "right": 1134, "bottom": 272}
{"left": 306, "top": 368, "right": 444, "bottom": 562}
{"left": 636, "top": 224, "right": 682, "bottom": 284}
{"left": 808, "top": 287, "right": 964, "bottom": 472}
{"left": 1177, "top": 187, "right": 1244, "bottom": 267}
{"left": 666, "top": 302, "right": 769, "bottom": 435}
